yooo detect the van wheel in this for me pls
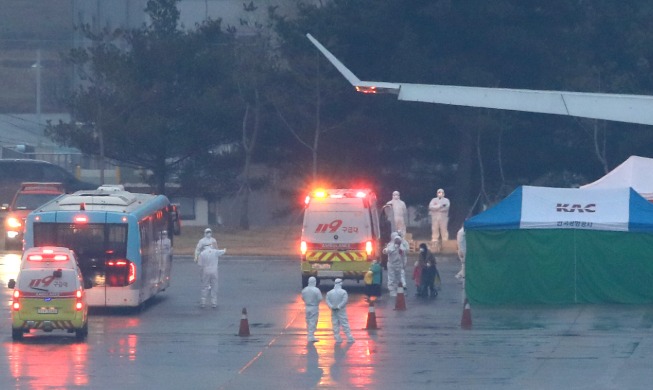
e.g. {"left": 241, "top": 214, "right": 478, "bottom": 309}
{"left": 12, "top": 328, "right": 23, "bottom": 341}
{"left": 75, "top": 323, "right": 88, "bottom": 341}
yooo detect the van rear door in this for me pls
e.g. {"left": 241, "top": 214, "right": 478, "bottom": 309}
{"left": 301, "top": 199, "right": 374, "bottom": 283}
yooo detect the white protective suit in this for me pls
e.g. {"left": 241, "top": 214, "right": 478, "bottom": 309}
{"left": 429, "top": 189, "right": 450, "bottom": 244}
{"left": 301, "top": 276, "right": 323, "bottom": 342}
{"left": 325, "top": 279, "right": 354, "bottom": 343}
{"left": 383, "top": 232, "right": 407, "bottom": 297}
{"left": 386, "top": 191, "right": 409, "bottom": 236}
{"left": 198, "top": 246, "right": 226, "bottom": 307}
{"left": 397, "top": 231, "right": 410, "bottom": 287}
{"left": 195, "top": 228, "right": 218, "bottom": 262}
{"left": 456, "top": 227, "right": 466, "bottom": 279}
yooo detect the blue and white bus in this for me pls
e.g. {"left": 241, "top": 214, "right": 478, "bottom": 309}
{"left": 23, "top": 185, "right": 180, "bottom": 308}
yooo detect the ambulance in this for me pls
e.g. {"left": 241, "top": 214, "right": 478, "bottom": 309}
{"left": 300, "top": 188, "right": 382, "bottom": 287}
{"left": 8, "top": 247, "right": 90, "bottom": 341}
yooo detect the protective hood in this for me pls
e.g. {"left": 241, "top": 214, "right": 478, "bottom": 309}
{"left": 308, "top": 276, "right": 317, "bottom": 287}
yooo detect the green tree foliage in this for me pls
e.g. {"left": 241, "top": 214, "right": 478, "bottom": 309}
{"left": 46, "top": 0, "right": 240, "bottom": 194}
{"left": 43, "top": 0, "right": 653, "bottom": 231}
{"left": 273, "top": 0, "right": 653, "bottom": 231}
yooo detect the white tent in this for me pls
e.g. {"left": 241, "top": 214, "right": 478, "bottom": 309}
{"left": 581, "top": 156, "right": 653, "bottom": 201}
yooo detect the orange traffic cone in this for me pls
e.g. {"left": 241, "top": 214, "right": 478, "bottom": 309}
{"left": 365, "top": 300, "right": 379, "bottom": 330}
{"left": 461, "top": 298, "right": 472, "bottom": 329}
{"left": 238, "top": 307, "right": 250, "bottom": 336}
{"left": 394, "top": 283, "right": 407, "bottom": 311}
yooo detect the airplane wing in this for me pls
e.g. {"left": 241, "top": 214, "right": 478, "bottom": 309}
{"left": 306, "top": 33, "right": 653, "bottom": 126}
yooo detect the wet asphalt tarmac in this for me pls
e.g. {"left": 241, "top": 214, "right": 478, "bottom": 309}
{"left": 1, "top": 249, "right": 653, "bottom": 389}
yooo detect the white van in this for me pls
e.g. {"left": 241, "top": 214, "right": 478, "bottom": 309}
{"left": 8, "top": 247, "right": 90, "bottom": 341}
{"left": 300, "top": 189, "right": 382, "bottom": 287}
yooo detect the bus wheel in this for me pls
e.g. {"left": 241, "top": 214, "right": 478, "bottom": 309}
{"left": 12, "top": 328, "right": 23, "bottom": 341}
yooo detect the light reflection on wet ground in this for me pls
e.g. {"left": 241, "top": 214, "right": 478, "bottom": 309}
{"left": 2, "top": 250, "right": 653, "bottom": 389}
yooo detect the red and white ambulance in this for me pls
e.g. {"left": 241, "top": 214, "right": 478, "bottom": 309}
{"left": 300, "top": 188, "right": 382, "bottom": 287}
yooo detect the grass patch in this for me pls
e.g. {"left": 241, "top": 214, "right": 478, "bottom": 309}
{"left": 174, "top": 225, "right": 301, "bottom": 257}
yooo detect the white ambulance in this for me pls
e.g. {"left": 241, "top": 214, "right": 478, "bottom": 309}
{"left": 300, "top": 188, "right": 382, "bottom": 287}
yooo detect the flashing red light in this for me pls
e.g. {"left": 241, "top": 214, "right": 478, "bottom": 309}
{"left": 76, "top": 288, "right": 84, "bottom": 311}
{"left": 12, "top": 291, "right": 20, "bottom": 310}
{"left": 28, "top": 253, "right": 68, "bottom": 262}
{"left": 366, "top": 240, "right": 373, "bottom": 256}
{"left": 355, "top": 191, "right": 367, "bottom": 198}
{"left": 300, "top": 241, "right": 307, "bottom": 255}
{"left": 355, "top": 86, "right": 378, "bottom": 94}
{"left": 74, "top": 215, "right": 88, "bottom": 223}
{"left": 106, "top": 259, "right": 137, "bottom": 285}
{"left": 128, "top": 262, "right": 136, "bottom": 283}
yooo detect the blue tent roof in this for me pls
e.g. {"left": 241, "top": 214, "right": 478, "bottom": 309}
{"left": 465, "top": 187, "right": 522, "bottom": 230}
{"left": 465, "top": 186, "right": 653, "bottom": 232}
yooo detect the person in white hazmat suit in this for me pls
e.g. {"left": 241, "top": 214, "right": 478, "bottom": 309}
{"left": 197, "top": 246, "right": 226, "bottom": 308}
{"left": 325, "top": 279, "right": 355, "bottom": 343}
{"left": 194, "top": 228, "right": 218, "bottom": 263}
{"left": 301, "top": 276, "right": 323, "bottom": 343}
{"left": 397, "top": 230, "right": 410, "bottom": 288}
{"left": 386, "top": 191, "right": 409, "bottom": 236}
{"left": 456, "top": 226, "right": 466, "bottom": 280}
{"left": 429, "top": 188, "right": 450, "bottom": 251}
{"left": 383, "top": 232, "right": 408, "bottom": 297}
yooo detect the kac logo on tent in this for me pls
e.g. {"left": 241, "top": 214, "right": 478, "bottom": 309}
{"left": 556, "top": 203, "right": 596, "bottom": 213}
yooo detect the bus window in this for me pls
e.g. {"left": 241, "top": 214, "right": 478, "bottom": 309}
{"left": 33, "top": 223, "right": 128, "bottom": 287}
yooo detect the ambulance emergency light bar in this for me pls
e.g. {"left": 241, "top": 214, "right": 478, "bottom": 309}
{"left": 304, "top": 189, "right": 370, "bottom": 206}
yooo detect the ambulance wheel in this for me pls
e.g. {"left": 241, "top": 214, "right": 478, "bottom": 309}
{"left": 75, "top": 323, "right": 88, "bottom": 341}
{"left": 11, "top": 328, "right": 23, "bottom": 341}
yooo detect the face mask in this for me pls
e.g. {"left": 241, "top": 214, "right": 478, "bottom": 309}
{"left": 419, "top": 248, "right": 425, "bottom": 253}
